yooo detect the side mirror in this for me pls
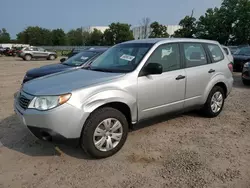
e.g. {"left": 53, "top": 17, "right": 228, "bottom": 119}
{"left": 60, "top": 58, "right": 66, "bottom": 63}
{"left": 143, "top": 63, "right": 163, "bottom": 75}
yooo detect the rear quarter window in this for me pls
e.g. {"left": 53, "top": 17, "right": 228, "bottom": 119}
{"left": 223, "top": 47, "right": 229, "bottom": 55}
{"left": 207, "top": 44, "right": 224, "bottom": 62}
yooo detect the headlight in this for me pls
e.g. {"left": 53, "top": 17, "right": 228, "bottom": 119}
{"left": 28, "top": 93, "right": 71, "bottom": 110}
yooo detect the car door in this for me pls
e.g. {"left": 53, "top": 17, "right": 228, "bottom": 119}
{"left": 181, "top": 42, "right": 215, "bottom": 107}
{"left": 137, "top": 43, "right": 186, "bottom": 120}
{"left": 37, "top": 47, "right": 48, "bottom": 58}
{"left": 31, "top": 47, "right": 40, "bottom": 58}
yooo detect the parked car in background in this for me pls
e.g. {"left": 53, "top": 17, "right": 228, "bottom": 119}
{"left": 242, "top": 62, "right": 250, "bottom": 85}
{"left": 222, "top": 45, "right": 234, "bottom": 63}
{"left": 19, "top": 46, "right": 57, "bottom": 61}
{"left": 228, "top": 46, "right": 239, "bottom": 54}
{"left": 0, "top": 47, "right": 4, "bottom": 55}
{"left": 14, "top": 38, "right": 233, "bottom": 158}
{"left": 2, "top": 47, "right": 11, "bottom": 56}
{"left": 233, "top": 47, "right": 250, "bottom": 71}
{"left": 22, "top": 48, "right": 108, "bottom": 83}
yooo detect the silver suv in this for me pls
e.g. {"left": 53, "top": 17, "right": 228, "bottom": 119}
{"left": 14, "top": 38, "right": 233, "bottom": 158}
{"left": 20, "top": 46, "right": 57, "bottom": 61}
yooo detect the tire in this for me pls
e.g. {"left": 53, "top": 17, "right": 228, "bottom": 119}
{"left": 24, "top": 54, "right": 32, "bottom": 61}
{"left": 242, "top": 79, "right": 250, "bottom": 86}
{"left": 202, "top": 86, "right": 225, "bottom": 118}
{"left": 48, "top": 55, "right": 56, "bottom": 60}
{"left": 81, "top": 107, "right": 129, "bottom": 159}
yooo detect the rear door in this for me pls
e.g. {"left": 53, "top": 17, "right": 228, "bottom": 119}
{"left": 37, "top": 47, "right": 48, "bottom": 58}
{"left": 182, "top": 42, "right": 215, "bottom": 108}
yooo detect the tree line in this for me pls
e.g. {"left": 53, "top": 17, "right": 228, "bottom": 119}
{"left": 1, "top": 0, "right": 250, "bottom": 46}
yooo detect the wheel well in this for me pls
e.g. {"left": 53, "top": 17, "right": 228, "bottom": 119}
{"left": 96, "top": 102, "right": 132, "bottom": 129}
{"left": 214, "top": 82, "right": 227, "bottom": 98}
{"left": 25, "top": 53, "right": 32, "bottom": 57}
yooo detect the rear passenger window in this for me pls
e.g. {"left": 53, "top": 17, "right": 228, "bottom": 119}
{"left": 183, "top": 43, "right": 207, "bottom": 68}
{"left": 223, "top": 47, "right": 229, "bottom": 55}
{"left": 207, "top": 44, "right": 224, "bottom": 62}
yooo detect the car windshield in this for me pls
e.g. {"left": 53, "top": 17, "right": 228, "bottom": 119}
{"left": 234, "top": 47, "right": 250, "bottom": 56}
{"left": 89, "top": 43, "right": 153, "bottom": 73}
{"left": 62, "top": 51, "right": 97, "bottom": 66}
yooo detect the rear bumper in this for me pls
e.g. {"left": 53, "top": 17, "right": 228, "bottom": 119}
{"left": 226, "top": 77, "right": 234, "bottom": 96}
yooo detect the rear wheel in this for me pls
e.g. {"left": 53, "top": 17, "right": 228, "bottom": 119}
{"left": 80, "top": 107, "right": 128, "bottom": 158}
{"left": 48, "top": 55, "right": 56, "bottom": 60}
{"left": 202, "top": 86, "right": 225, "bottom": 117}
{"left": 24, "top": 54, "right": 32, "bottom": 61}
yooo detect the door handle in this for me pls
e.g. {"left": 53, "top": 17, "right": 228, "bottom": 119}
{"left": 208, "top": 69, "right": 215, "bottom": 73}
{"left": 176, "top": 75, "right": 186, "bottom": 80}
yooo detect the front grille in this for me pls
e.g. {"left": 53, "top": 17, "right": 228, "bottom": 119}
{"left": 18, "top": 92, "right": 32, "bottom": 109}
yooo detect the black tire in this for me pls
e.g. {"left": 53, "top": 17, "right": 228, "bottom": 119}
{"left": 48, "top": 54, "right": 56, "bottom": 60}
{"left": 202, "top": 86, "right": 225, "bottom": 118}
{"left": 242, "top": 79, "right": 250, "bottom": 86}
{"left": 80, "top": 107, "right": 129, "bottom": 158}
{"left": 24, "top": 54, "right": 32, "bottom": 61}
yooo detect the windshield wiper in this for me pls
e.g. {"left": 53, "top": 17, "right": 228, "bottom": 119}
{"left": 89, "top": 67, "right": 116, "bottom": 72}
{"left": 62, "top": 63, "right": 76, "bottom": 67}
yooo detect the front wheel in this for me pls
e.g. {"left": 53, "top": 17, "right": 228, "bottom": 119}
{"left": 202, "top": 86, "right": 225, "bottom": 117}
{"left": 80, "top": 107, "right": 128, "bottom": 158}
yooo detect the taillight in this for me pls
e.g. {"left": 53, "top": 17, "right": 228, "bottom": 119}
{"left": 228, "top": 63, "right": 233, "bottom": 73}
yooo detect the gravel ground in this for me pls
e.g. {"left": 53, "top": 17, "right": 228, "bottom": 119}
{"left": 0, "top": 56, "right": 250, "bottom": 188}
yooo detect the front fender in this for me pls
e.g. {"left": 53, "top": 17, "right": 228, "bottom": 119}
{"left": 83, "top": 89, "right": 137, "bottom": 123}
{"left": 202, "top": 73, "right": 228, "bottom": 103}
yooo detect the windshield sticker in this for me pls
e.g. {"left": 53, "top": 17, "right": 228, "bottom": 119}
{"left": 80, "top": 56, "right": 89, "bottom": 60}
{"left": 120, "top": 54, "right": 135, "bottom": 61}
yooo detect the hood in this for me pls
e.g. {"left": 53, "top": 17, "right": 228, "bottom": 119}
{"left": 26, "top": 63, "right": 73, "bottom": 77}
{"left": 22, "top": 69, "right": 125, "bottom": 95}
{"left": 233, "top": 54, "right": 250, "bottom": 61}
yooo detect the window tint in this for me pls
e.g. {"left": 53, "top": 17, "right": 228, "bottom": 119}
{"left": 184, "top": 43, "right": 207, "bottom": 68}
{"left": 38, "top": 48, "right": 45, "bottom": 52}
{"left": 32, "top": 48, "right": 38, "bottom": 51}
{"left": 62, "top": 51, "right": 97, "bottom": 66}
{"left": 223, "top": 47, "right": 229, "bottom": 55}
{"left": 147, "top": 43, "right": 181, "bottom": 72}
{"left": 207, "top": 44, "right": 224, "bottom": 62}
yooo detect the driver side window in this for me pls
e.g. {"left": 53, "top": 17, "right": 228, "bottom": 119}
{"left": 146, "top": 43, "right": 181, "bottom": 72}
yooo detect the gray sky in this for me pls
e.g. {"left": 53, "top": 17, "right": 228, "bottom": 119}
{"left": 0, "top": 0, "right": 222, "bottom": 38}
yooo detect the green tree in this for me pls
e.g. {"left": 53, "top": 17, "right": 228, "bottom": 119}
{"left": 196, "top": 8, "right": 231, "bottom": 44}
{"left": 0, "top": 28, "right": 11, "bottom": 43}
{"left": 51, "top": 29, "right": 66, "bottom": 45}
{"left": 66, "top": 28, "right": 90, "bottom": 45}
{"left": 229, "top": 0, "right": 250, "bottom": 44}
{"left": 173, "top": 16, "right": 197, "bottom": 38}
{"left": 16, "top": 26, "right": 52, "bottom": 45}
{"left": 87, "top": 29, "right": 103, "bottom": 45}
{"left": 149, "top": 22, "right": 169, "bottom": 38}
{"left": 103, "top": 23, "right": 134, "bottom": 45}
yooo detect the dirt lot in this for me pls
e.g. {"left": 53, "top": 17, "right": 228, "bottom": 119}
{"left": 0, "top": 56, "right": 250, "bottom": 188}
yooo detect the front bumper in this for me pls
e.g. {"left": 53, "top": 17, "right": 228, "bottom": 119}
{"left": 14, "top": 93, "right": 90, "bottom": 143}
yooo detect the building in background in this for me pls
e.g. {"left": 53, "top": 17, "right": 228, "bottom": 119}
{"left": 132, "top": 25, "right": 182, "bottom": 39}
{"left": 82, "top": 26, "right": 109, "bottom": 33}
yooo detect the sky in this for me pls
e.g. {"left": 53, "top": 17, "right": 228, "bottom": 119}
{"left": 0, "top": 0, "right": 222, "bottom": 39}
